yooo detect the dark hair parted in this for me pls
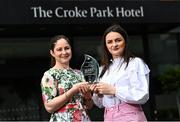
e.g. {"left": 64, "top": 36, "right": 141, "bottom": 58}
{"left": 100, "top": 24, "right": 135, "bottom": 78}
{"left": 49, "top": 35, "right": 71, "bottom": 67}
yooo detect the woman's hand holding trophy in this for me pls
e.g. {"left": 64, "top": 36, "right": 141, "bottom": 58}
{"left": 81, "top": 54, "right": 103, "bottom": 97}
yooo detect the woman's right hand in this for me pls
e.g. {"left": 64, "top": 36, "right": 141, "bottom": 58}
{"left": 89, "top": 84, "right": 98, "bottom": 93}
{"left": 72, "top": 82, "right": 89, "bottom": 93}
{"left": 89, "top": 83, "right": 104, "bottom": 98}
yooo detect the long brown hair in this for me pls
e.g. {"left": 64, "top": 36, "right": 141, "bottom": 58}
{"left": 100, "top": 24, "right": 134, "bottom": 78}
{"left": 49, "top": 35, "right": 71, "bottom": 67}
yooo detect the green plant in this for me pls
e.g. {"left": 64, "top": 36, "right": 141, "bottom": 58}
{"left": 158, "top": 66, "right": 180, "bottom": 93}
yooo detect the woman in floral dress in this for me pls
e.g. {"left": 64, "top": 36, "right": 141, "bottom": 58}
{"left": 41, "top": 35, "right": 93, "bottom": 122}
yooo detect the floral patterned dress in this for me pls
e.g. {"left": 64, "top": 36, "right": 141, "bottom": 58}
{"left": 41, "top": 68, "right": 91, "bottom": 122}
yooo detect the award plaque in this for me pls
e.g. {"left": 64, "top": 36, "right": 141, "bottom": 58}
{"left": 80, "top": 54, "right": 99, "bottom": 84}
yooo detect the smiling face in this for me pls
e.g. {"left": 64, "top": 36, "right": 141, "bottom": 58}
{"left": 50, "top": 38, "right": 72, "bottom": 66}
{"left": 105, "top": 32, "right": 125, "bottom": 59}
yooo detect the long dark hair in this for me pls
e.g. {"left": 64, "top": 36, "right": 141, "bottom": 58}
{"left": 49, "top": 35, "right": 71, "bottom": 67}
{"left": 100, "top": 24, "right": 134, "bottom": 78}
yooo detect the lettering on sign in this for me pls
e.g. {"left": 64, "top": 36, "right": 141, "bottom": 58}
{"left": 30, "top": 6, "right": 144, "bottom": 18}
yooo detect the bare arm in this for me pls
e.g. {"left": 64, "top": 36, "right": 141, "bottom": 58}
{"left": 44, "top": 82, "right": 89, "bottom": 113}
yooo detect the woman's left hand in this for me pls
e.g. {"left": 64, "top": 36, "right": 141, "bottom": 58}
{"left": 79, "top": 84, "right": 92, "bottom": 99}
{"left": 96, "top": 82, "right": 116, "bottom": 95}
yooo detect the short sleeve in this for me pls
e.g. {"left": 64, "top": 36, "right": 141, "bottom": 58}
{"left": 41, "top": 71, "right": 57, "bottom": 103}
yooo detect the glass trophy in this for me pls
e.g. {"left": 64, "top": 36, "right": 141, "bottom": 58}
{"left": 80, "top": 54, "right": 99, "bottom": 84}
